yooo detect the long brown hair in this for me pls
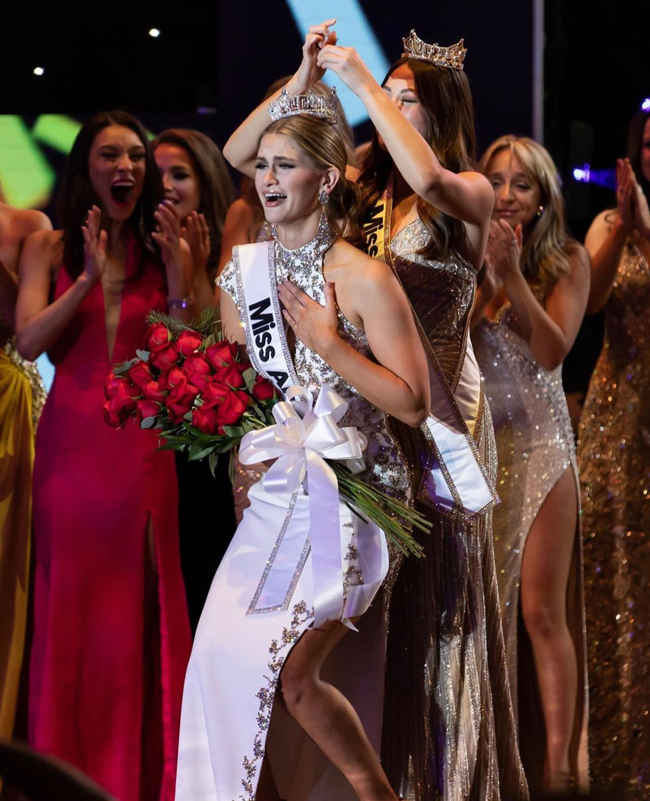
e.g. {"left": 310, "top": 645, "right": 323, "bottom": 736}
{"left": 627, "top": 109, "right": 650, "bottom": 198}
{"left": 357, "top": 57, "right": 477, "bottom": 260}
{"left": 152, "top": 129, "right": 234, "bottom": 277}
{"left": 259, "top": 115, "right": 363, "bottom": 245}
{"left": 59, "top": 110, "right": 162, "bottom": 279}
{"left": 479, "top": 135, "right": 575, "bottom": 298}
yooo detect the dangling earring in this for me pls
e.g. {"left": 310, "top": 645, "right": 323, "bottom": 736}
{"left": 536, "top": 205, "right": 545, "bottom": 218}
{"left": 318, "top": 189, "right": 329, "bottom": 207}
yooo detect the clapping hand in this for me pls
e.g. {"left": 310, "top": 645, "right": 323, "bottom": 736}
{"left": 487, "top": 219, "right": 523, "bottom": 284}
{"left": 182, "top": 211, "right": 211, "bottom": 276}
{"left": 81, "top": 205, "right": 107, "bottom": 284}
{"left": 152, "top": 200, "right": 183, "bottom": 270}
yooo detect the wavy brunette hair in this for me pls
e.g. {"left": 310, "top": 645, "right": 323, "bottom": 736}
{"left": 258, "top": 115, "right": 363, "bottom": 245}
{"left": 357, "top": 56, "right": 477, "bottom": 260}
{"left": 152, "top": 129, "right": 235, "bottom": 278}
{"left": 58, "top": 110, "right": 162, "bottom": 279}
{"left": 627, "top": 109, "right": 650, "bottom": 197}
{"left": 479, "top": 135, "right": 576, "bottom": 298}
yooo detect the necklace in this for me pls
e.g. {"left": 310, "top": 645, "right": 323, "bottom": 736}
{"left": 271, "top": 212, "right": 337, "bottom": 282}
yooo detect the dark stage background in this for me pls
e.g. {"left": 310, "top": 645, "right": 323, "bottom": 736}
{"left": 1, "top": 0, "right": 648, "bottom": 390}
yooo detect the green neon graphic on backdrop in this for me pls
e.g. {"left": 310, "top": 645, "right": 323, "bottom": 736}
{"left": 0, "top": 115, "right": 154, "bottom": 209}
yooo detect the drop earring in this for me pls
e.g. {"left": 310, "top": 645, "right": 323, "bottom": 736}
{"left": 536, "top": 205, "right": 545, "bottom": 218}
{"left": 318, "top": 190, "right": 329, "bottom": 207}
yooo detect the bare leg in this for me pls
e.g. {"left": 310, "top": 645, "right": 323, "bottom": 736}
{"left": 520, "top": 468, "right": 579, "bottom": 792}
{"left": 275, "top": 619, "right": 397, "bottom": 801}
{"left": 255, "top": 754, "right": 283, "bottom": 801}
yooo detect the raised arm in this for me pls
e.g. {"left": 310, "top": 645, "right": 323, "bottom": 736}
{"left": 585, "top": 159, "right": 650, "bottom": 313}
{"left": 316, "top": 46, "right": 494, "bottom": 233}
{"left": 222, "top": 20, "right": 337, "bottom": 177}
{"left": 490, "top": 220, "right": 590, "bottom": 370}
{"left": 15, "top": 226, "right": 96, "bottom": 362}
{"left": 278, "top": 257, "right": 429, "bottom": 427}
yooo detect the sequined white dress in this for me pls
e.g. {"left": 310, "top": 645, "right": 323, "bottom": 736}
{"left": 174, "top": 234, "right": 410, "bottom": 801}
{"left": 473, "top": 305, "right": 588, "bottom": 792}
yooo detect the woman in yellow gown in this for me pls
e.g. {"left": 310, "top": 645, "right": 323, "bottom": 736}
{"left": 0, "top": 199, "right": 50, "bottom": 740}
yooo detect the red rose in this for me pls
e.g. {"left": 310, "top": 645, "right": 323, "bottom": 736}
{"left": 103, "top": 384, "right": 139, "bottom": 427}
{"left": 166, "top": 380, "right": 200, "bottom": 423}
{"left": 104, "top": 374, "right": 140, "bottom": 400}
{"left": 214, "top": 362, "right": 246, "bottom": 388}
{"left": 135, "top": 398, "right": 160, "bottom": 423}
{"left": 177, "top": 329, "right": 203, "bottom": 357}
{"left": 205, "top": 340, "right": 237, "bottom": 371}
{"left": 144, "top": 322, "right": 170, "bottom": 351}
{"left": 158, "top": 366, "right": 185, "bottom": 391}
{"left": 212, "top": 390, "right": 250, "bottom": 427}
{"left": 183, "top": 352, "right": 212, "bottom": 376}
{"left": 191, "top": 405, "right": 222, "bottom": 435}
{"left": 127, "top": 360, "right": 152, "bottom": 389}
{"left": 142, "top": 380, "right": 166, "bottom": 401}
{"left": 149, "top": 340, "right": 181, "bottom": 371}
{"left": 201, "top": 381, "right": 231, "bottom": 407}
{"left": 187, "top": 371, "right": 211, "bottom": 393}
{"left": 252, "top": 375, "right": 276, "bottom": 401}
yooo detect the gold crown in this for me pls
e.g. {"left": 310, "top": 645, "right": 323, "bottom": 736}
{"left": 268, "top": 87, "right": 339, "bottom": 124}
{"left": 402, "top": 30, "right": 467, "bottom": 71}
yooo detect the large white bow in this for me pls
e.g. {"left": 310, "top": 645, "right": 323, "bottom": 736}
{"left": 239, "top": 384, "right": 368, "bottom": 627}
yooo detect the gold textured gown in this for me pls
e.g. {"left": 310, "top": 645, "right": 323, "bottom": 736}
{"left": 473, "top": 305, "right": 589, "bottom": 793}
{"left": 0, "top": 325, "right": 45, "bottom": 739}
{"left": 382, "top": 221, "right": 529, "bottom": 801}
{"left": 577, "top": 240, "right": 650, "bottom": 798}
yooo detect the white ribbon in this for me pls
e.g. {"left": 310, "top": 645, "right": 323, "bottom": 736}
{"left": 239, "top": 385, "right": 375, "bottom": 628}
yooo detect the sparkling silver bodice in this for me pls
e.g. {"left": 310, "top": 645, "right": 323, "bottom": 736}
{"left": 219, "top": 238, "right": 411, "bottom": 504}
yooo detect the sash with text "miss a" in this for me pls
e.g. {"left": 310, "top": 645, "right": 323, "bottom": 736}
{"left": 228, "top": 242, "right": 389, "bottom": 628}
{"left": 362, "top": 183, "right": 497, "bottom": 519}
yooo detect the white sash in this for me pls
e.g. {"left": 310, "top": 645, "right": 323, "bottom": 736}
{"left": 234, "top": 242, "right": 389, "bottom": 627}
{"left": 362, "top": 183, "right": 497, "bottom": 519}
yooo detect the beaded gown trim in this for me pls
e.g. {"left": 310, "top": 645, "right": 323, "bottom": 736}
{"left": 577, "top": 242, "right": 650, "bottom": 798}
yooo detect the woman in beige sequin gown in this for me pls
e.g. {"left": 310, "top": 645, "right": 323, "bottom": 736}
{"left": 472, "top": 137, "right": 591, "bottom": 795}
{"left": 577, "top": 110, "right": 650, "bottom": 799}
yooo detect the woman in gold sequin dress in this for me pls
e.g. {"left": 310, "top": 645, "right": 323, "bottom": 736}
{"left": 577, "top": 109, "right": 650, "bottom": 799}
{"left": 0, "top": 201, "right": 50, "bottom": 743}
{"left": 472, "top": 136, "right": 591, "bottom": 794}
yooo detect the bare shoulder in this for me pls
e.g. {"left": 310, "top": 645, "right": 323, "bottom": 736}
{"left": 564, "top": 240, "right": 591, "bottom": 282}
{"left": 224, "top": 197, "right": 257, "bottom": 226}
{"left": 328, "top": 239, "right": 395, "bottom": 286}
{"left": 13, "top": 208, "right": 53, "bottom": 237}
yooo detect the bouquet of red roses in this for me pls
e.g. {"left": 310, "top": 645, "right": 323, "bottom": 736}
{"left": 104, "top": 309, "right": 430, "bottom": 556}
{"left": 104, "top": 309, "right": 278, "bottom": 476}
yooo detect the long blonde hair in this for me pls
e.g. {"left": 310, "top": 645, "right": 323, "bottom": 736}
{"left": 479, "top": 135, "right": 574, "bottom": 298}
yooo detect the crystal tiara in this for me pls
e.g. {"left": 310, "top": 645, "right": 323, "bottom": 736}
{"left": 402, "top": 29, "right": 467, "bottom": 71}
{"left": 268, "top": 87, "right": 339, "bottom": 124}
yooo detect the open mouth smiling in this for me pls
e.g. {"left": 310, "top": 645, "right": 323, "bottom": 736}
{"left": 110, "top": 182, "right": 136, "bottom": 206}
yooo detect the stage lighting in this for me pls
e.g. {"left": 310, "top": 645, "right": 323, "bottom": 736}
{"left": 149, "top": 28, "right": 161, "bottom": 38}
{"left": 33, "top": 67, "right": 44, "bottom": 76}
{"left": 641, "top": 98, "right": 650, "bottom": 112}
{"left": 572, "top": 163, "right": 616, "bottom": 190}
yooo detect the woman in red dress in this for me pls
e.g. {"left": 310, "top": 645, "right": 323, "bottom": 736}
{"left": 15, "top": 111, "right": 193, "bottom": 801}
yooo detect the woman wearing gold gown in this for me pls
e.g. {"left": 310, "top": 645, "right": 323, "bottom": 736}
{"left": 0, "top": 200, "right": 50, "bottom": 741}
{"left": 578, "top": 108, "right": 650, "bottom": 799}
{"left": 472, "top": 136, "right": 590, "bottom": 794}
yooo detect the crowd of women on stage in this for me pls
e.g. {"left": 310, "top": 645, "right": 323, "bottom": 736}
{"left": 1, "top": 17, "right": 649, "bottom": 801}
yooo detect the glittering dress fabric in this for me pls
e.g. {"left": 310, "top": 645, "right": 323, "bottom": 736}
{"left": 175, "top": 239, "right": 411, "bottom": 801}
{"left": 577, "top": 242, "right": 650, "bottom": 799}
{"left": 0, "top": 334, "right": 45, "bottom": 742}
{"left": 382, "top": 221, "right": 528, "bottom": 801}
{"left": 474, "top": 306, "right": 588, "bottom": 793}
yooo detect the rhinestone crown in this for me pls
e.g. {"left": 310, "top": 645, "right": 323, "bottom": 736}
{"left": 402, "top": 30, "right": 467, "bottom": 71}
{"left": 268, "top": 87, "right": 339, "bottom": 124}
